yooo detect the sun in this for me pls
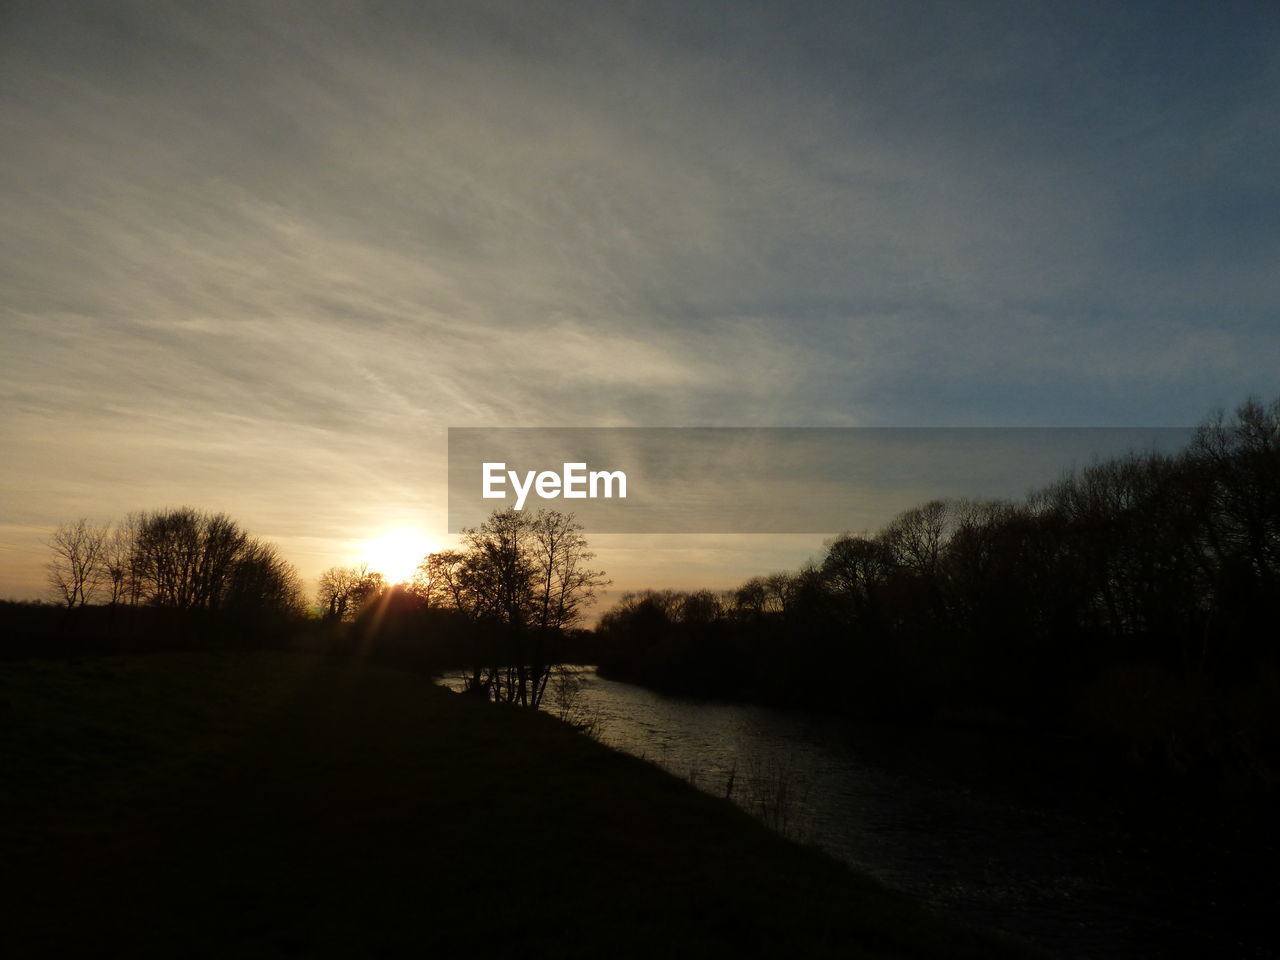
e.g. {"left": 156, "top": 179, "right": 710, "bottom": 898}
{"left": 359, "top": 527, "right": 437, "bottom": 585}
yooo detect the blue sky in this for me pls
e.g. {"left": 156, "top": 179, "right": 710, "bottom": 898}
{"left": 2, "top": 0, "right": 1277, "bottom": 600}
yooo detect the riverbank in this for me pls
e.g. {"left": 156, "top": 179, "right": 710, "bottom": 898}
{"left": 0, "top": 651, "right": 1041, "bottom": 958}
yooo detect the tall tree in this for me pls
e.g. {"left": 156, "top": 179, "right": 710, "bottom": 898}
{"left": 526, "top": 511, "right": 609, "bottom": 706}
{"left": 225, "top": 539, "right": 305, "bottom": 616}
{"left": 426, "top": 509, "right": 607, "bottom": 707}
{"left": 46, "top": 519, "right": 107, "bottom": 607}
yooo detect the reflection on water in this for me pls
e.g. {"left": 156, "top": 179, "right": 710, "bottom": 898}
{"left": 437, "top": 667, "right": 1270, "bottom": 960}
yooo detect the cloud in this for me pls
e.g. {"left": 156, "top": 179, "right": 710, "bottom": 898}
{"left": 2, "top": 0, "right": 1277, "bottom": 596}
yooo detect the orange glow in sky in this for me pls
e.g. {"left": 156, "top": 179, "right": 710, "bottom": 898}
{"left": 358, "top": 528, "right": 437, "bottom": 584}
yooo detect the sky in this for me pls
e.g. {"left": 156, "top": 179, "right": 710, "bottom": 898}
{"left": 2, "top": 0, "right": 1278, "bottom": 605}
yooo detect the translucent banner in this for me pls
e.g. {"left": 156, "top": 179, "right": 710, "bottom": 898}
{"left": 447, "top": 427, "right": 1192, "bottom": 534}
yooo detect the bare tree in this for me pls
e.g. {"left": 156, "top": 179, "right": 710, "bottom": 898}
{"left": 44, "top": 507, "right": 301, "bottom": 622}
{"left": 126, "top": 507, "right": 301, "bottom": 616}
{"left": 732, "top": 577, "right": 768, "bottom": 617}
{"left": 318, "top": 566, "right": 361, "bottom": 621}
{"left": 129, "top": 508, "right": 248, "bottom": 610}
{"left": 225, "top": 539, "right": 305, "bottom": 616}
{"left": 411, "top": 550, "right": 482, "bottom": 615}
{"left": 820, "top": 533, "right": 893, "bottom": 627}
{"left": 882, "top": 499, "right": 952, "bottom": 574}
{"left": 431, "top": 509, "right": 607, "bottom": 707}
{"left": 316, "top": 564, "right": 383, "bottom": 621}
{"left": 47, "top": 519, "right": 107, "bottom": 607}
{"left": 678, "top": 589, "right": 723, "bottom": 625}
{"left": 526, "top": 511, "right": 609, "bottom": 706}
{"left": 761, "top": 572, "right": 795, "bottom": 614}
{"left": 102, "top": 520, "right": 137, "bottom": 606}
{"left": 1192, "top": 396, "right": 1280, "bottom": 585}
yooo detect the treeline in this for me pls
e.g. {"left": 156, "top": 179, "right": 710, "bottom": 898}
{"left": 45, "top": 507, "right": 304, "bottom": 614}
{"left": 14, "top": 505, "right": 609, "bottom": 694}
{"left": 4, "top": 507, "right": 306, "bottom": 658}
{"left": 596, "top": 398, "right": 1280, "bottom": 784}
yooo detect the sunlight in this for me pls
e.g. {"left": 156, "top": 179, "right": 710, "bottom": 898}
{"left": 358, "top": 527, "right": 437, "bottom": 584}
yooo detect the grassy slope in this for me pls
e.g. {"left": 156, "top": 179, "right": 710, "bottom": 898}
{"left": 0, "top": 653, "right": 1043, "bottom": 958}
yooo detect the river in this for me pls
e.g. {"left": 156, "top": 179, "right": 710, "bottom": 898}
{"left": 437, "top": 667, "right": 1272, "bottom": 959}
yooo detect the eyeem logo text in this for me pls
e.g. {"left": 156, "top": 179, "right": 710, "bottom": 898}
{"left": 482, "top": 462, "right": 628, "bottom": 511}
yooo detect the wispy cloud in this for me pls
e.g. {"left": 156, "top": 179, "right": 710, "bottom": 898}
{"left": 2, "top": 1, "right": 1277, "bottom": 596}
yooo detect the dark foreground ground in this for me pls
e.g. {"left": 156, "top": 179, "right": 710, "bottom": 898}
{"left": 0, "top": 652, "right": 1044, "bottom": 958}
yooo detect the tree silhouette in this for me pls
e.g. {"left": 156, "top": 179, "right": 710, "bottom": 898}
{"left": 47, "top": 519, "right": 107, "bottom": 607}
{"left": 317, "top": 565, "right": 383, "bottom": 621}
{"left": 596, "top": 396, "right": 1280, "bottom": 782}
{"left": 44, "top": 507, "right": 302, "bottom": 618}
{"left": 423, "top": 509, "right": 608, "bottom": 707}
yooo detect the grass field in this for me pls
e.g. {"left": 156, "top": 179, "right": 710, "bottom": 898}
{"left": 0, "top": 652, "right": 1044, "bottom": 958}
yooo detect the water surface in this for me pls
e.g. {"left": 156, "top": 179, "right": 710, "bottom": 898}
{"left": 439, "top": 668, "right": 1271, "bottom": 959}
